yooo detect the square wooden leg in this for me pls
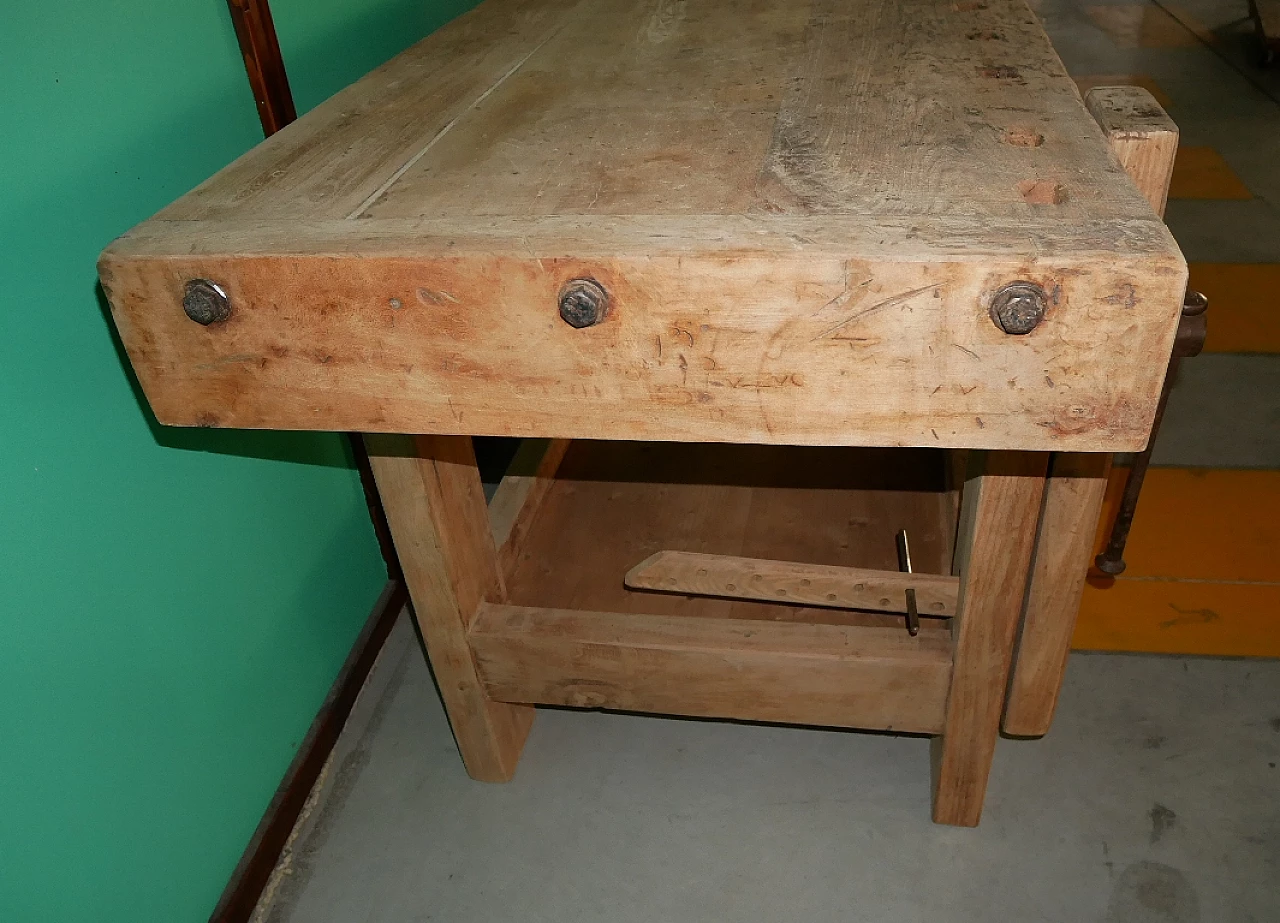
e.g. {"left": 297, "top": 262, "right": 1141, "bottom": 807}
{"left": 932, "top": 451, "right": 1047, "bottom": 826}
{"left": 1003, "top": 453, "right": 1110, "bottom": 736}
{"left": 365, "top": 433, "right": 534, "bottom": 782}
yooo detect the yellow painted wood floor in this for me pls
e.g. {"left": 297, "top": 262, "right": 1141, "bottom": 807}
{"left": 1062, "top": 68, "right": 1279, "bottom": 659}
{"left": 1077, "top": 468, "right": 1280, "bottom": 657}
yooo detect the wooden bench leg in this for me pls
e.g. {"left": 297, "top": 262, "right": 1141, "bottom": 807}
{"left": 365, "top": 433, "right": 534, "bottom": 782}
{"left": 1003, "top": 454, "right": 1109, "bottom": 736}
{"left": 932, "top": 451, "right": 1047, "bottom": 826}
{"left": 1002, "top": 87, "right": 1180, "bottom": 737}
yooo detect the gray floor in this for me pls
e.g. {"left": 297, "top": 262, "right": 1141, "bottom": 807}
{"left": 256, "top": 615, "right": 1280, "bottom": 923}
{"left": 1153, "top": 354, "right": 1280, "bottom": 467}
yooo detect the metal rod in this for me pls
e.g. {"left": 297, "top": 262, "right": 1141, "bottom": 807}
{"left": 1095, "top": 290, "right": 1207, "bottom": 576}
{"left": 896, "top": 530, "right": 920, "bottom": 636}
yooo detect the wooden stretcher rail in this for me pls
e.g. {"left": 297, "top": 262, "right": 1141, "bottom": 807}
{"left": 624, "top": 550, "right": 959, "bottom": 616}
{"left": 468, "top": 603, "right": 953, "bottom": 734}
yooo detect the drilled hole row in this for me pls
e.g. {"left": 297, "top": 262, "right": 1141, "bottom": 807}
{"left": 661, "top": 569, "right": 949, "bottom": 613}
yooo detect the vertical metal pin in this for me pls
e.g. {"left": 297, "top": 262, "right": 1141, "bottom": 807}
{"left": 895, "top": 530, "right": 920, "bottom": 636}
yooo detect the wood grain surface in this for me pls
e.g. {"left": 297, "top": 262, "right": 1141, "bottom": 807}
{"left": 470, "top": 602, "right": 953, "bottom": 733}
{"left": 625, "top": 550, "right": 959, "bottom": 616}
{"left": 1084, "top": 86, "right": 1179, "bottom": 217}
{"left": 100, "top": 0, "right": 1185, "bottom": 451}
{"left": 932, "top": 450, "right": 1047, "bottom": 826}
{"left": 1004, "top": 452, "right": 1111, "bottom": 735}
{"left": 365, "top": 434, "right": 534, "bottom": 781}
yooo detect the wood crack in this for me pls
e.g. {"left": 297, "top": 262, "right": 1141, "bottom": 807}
{"left": 346, "top": 28, "right": 565, "bottom": 220}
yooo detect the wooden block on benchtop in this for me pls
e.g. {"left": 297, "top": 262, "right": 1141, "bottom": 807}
{"left": 1084, "top": 86, "right": 1178, "bottom": 218}
{"left": 1074, "top": 75, "right": 1172, "bottom": 109}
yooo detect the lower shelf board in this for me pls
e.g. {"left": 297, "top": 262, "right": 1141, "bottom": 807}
{"left": 469, "top": 603, "right": 952, "bottom": 734}
{"left": 501, "top": 440, "right": 957, "bottom": 633}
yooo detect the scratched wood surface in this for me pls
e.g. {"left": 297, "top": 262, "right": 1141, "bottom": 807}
{"left": 100, "top": 0, "right": 1186, "bottom": 450}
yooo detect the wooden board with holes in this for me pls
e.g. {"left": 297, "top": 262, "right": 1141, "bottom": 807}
{"left": 99, "top": 0, "right": 1185, "bottom": 451}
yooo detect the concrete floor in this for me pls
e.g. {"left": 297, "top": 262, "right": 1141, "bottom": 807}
{"left": 252, "top": 0, "right": 1280, "bottom": 919}
{"left": 255, "top": 616, "right": 1279, "bottom": 923}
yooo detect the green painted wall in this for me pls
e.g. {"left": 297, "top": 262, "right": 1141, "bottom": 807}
{"left": 1, "top": 1, "right": 473, "bottom": 920}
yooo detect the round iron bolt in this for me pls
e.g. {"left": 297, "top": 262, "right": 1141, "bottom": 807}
{"left": 989, "top": 281, "right": 1047, "bottom": 335}
{"left": 182, "top": 279, "right": 232, "bottom": 326}
{"left": 558, "top": 278, "right": 610, "bottom": 329}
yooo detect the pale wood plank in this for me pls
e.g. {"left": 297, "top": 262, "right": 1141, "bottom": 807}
{"left": 365, "top": 434, "right": 534, "bottom": 781}
{"left": 99, "top": 245, "right": 1184, "bottom": 451}
{"left": 932, "top": 451, "right": 1047, "bottom": 826}
{"left": 160, "top": 0, "right": 582, "bottom": 222}
{"left": 1004, "top": 86, "right": 1179, "bottom": 737}
{"left": 624, "top": 550, "right": 959, "bottom": 616}
{"left": 469, "top": 603, "right": 953, "bottom": 733}
{"left": 150, "top": 0, "right": 1172, "bottom": 227}
{"left": 488, "top": 438, "right": 571, "bottom": 575}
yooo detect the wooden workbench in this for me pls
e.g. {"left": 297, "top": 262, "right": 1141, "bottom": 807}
{"left": 100, "top": 0, "right": 1186, "bottom": 825}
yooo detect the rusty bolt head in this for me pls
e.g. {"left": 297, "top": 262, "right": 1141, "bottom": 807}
{"left": 558, "top": 278, "right": 609, "bottom": 329}
{"left": 182, "top": 279, "right": 232, "bottom": 326}
{"left": 989, "top": 281, "right": 1047, "bottom": 335}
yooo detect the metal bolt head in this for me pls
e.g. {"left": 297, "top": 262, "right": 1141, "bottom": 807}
{"left": 1094, "top": 553, "right": 1127, "bottom": 576}
{"left": 558, "top": 278, "right": 609, "bottom": 329}
{"left": 989, "top": 281, "right": 1047, "bottom": 335}
{"left": 182, "top": 279, "right": 232, "bottom": 326}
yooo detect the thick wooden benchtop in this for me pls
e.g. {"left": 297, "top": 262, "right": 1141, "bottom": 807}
{"left": 100, "top": 0, "right": 1186, "bottom": 450}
